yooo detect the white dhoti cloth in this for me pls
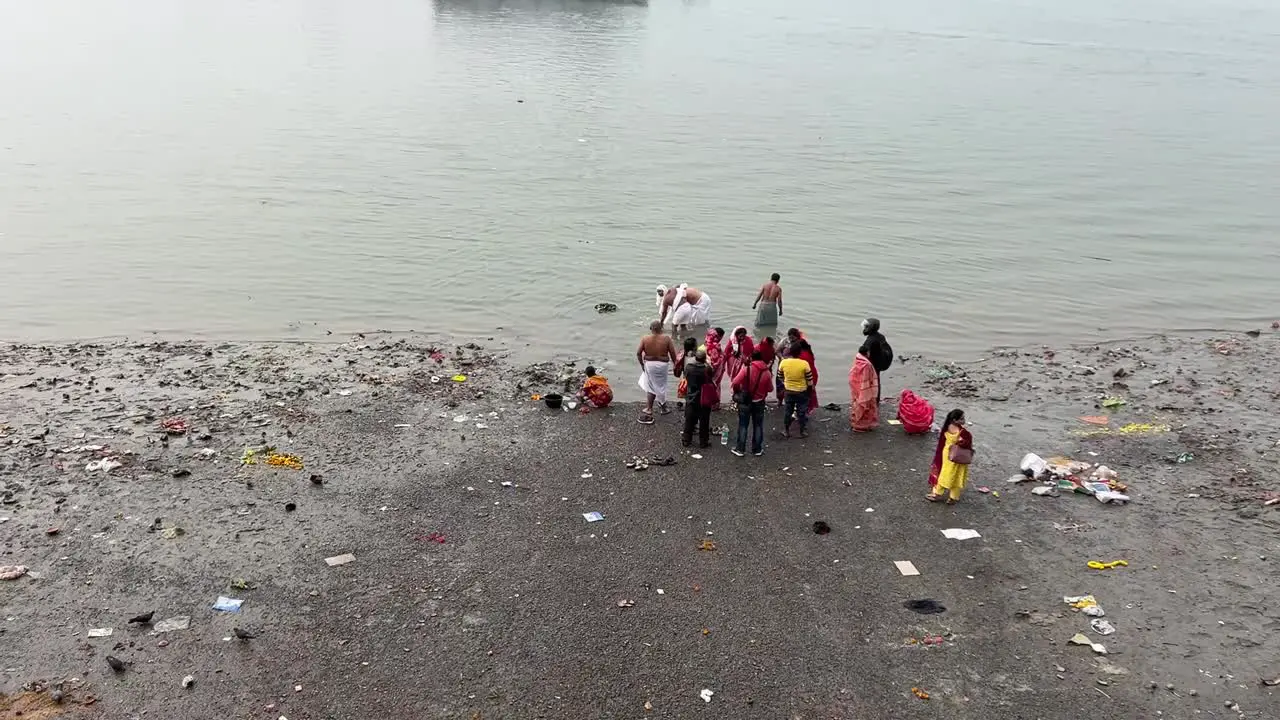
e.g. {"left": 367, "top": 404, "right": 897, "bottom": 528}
{"left": 671, "top": 293, "right": 712, "bottom": 327}
{"left": 638, "top": 360, "right": 670, "bottom": 403}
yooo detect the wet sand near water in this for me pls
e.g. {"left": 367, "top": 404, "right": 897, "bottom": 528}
{"left": 1, "top": 332, "right": 1277, "bottom": 718}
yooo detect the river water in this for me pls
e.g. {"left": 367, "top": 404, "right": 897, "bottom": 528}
{"left": 3, "top": 0, "right": 1279, "bottom": 381}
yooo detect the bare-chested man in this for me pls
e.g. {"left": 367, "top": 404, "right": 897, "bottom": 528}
{"left": 656, "top": 283, "right": 713, "bottom": 331}
{"left": 636, "top": 320, "right": 678, "bottom": 424}
{"left": 752, "top": 273, "right": 783, "bottom": 327}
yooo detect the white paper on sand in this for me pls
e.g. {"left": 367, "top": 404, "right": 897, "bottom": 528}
{"left": 941, "top": 528, "right": 982, "bottom": 540}
{"left": 153, "top": 616, "right": 191, "bottom": 633}
{"left": 324, "top": 553, "right": 356, "bottom": 567}
{"left": 1069, "top": 632, "right": 1108, "bottom": 654}
{"left": 894, "top": 561, "right": 920, "bottom": 576}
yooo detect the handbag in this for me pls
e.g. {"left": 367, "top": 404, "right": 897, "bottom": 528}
{"left": 700, "top": 380, "right": 720, "bottom": 408}
{"left": 948, "top": 444, "right": 974, "bottom": 465}
{"left": 698, "top": 366, "right": 721, "bottom": 407}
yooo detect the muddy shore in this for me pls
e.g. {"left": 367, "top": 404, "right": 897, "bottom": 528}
{"left": 2, "top": 331, "right": 1278, "bottom": 719}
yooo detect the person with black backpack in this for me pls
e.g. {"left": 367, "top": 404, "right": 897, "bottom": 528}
{"left": 730, "top": 350, "right": 774, "bottom": 456}
{"left": 859, "top": 318, "right": 894, "bottom": 403}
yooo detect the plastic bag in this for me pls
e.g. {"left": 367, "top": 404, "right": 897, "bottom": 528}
{"left": 1020, "top": 453, "right": 1048, "bottom": 478}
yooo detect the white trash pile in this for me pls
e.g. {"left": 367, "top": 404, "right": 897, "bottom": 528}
{"left": 1014, "top": 453, "right": 1131, "bottom": 504}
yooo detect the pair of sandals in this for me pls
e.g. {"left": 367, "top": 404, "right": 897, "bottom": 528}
{"left": 637, "top": 403, "right": 671, "bottom": 424}
{"left": 926, "top": 493, "right": 958, "bottom": 505}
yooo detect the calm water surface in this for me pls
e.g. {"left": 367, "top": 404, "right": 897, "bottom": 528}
{"left": 3, "top": 0, "right": 1279, "bottom": 386}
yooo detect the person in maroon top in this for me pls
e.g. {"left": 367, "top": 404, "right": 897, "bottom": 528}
{"left": 730, "top": 350, "right": 774, "bottom": 456}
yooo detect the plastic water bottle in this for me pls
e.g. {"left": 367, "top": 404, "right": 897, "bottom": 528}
{"left": 720, "top": 426, "right": 729, "bottom": 445}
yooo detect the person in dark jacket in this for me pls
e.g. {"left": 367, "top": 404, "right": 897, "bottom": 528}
{"left": 858, "top": 318, "right": 893, "bottom": 402}
{"left": 681, "top": 349, "right": 713, "bottom": 448}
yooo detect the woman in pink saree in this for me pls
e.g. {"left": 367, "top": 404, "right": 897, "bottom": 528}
{"left": 848, "top": 350, "right": 880, "bottom": 432}
{"left": 703, "top": 327, "right": 726, "bottom": 411}
{"left": 722, "top": 326, "right": 754, "bottom": 393}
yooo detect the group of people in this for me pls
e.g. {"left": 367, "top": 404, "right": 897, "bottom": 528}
{"left": 659, "top": 325, "right": 820, "bottom": 452}
{"left": 581, "top": 273, "right": 977, "bottom": 503}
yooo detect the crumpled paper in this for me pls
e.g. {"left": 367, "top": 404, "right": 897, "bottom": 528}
{"left": 1064, "top": 594, "right": 1106, "bottom": 617}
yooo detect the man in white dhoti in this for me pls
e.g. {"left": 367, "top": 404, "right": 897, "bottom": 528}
{"left": 636, "top": 320, "right": 678, "bottom": 424}
{"left": 657, "top": 284, "right": 712, "bottom": 331}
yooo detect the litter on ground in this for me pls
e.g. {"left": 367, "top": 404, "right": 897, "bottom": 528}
{"left": 1090, "top": 618, "right": 1116, "bottom": 636}
{"left": 153, "top": 616, "right": 191, "bottom": 633}
{"left": 894, "top": 561, "right": 920, "bottom": 576}
{"left": 85, "top": 458, "right": 123, "bottom": 473}
{"left": 903, "top": 599, "right": 946, "bottom": 614}
{"left": 1069, "top": 632, "right": 1108, "bottom": 654}
{"left": 1064, "top": 595, "right": 1105, "bottom": 617}
{"left": 941, "top": 528, "right": 981, "bottom": 540}
{"left": 265, "top": 452, "right": 304, "bottom": 470}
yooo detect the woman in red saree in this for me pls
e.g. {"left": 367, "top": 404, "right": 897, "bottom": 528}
{"left": 794, "top": 338, "right": 819, "bottom": 410}
{"left": 756, "top": 335, "right": 776, "bottom": 369}
{"left": 580, "top": 366, "right": 614, "bottom": 408}
{"left": 848, "top": 351, "right": 879, "bottom": 431}
{"left": 897, "top": 389, "right": 935, "bottom": 434}
{"left": 703, "top": 327, "right": 726, "bottom": 410}
{"left": 723, "top": 327, "right": 754, "bottom": 394}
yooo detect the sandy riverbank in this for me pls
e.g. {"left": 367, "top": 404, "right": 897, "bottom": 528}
{"left": 1, "top": 331, "right": 1277, "bottom": 719}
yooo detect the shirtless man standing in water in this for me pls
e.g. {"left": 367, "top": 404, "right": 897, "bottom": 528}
{"left": 636, "top": 321, "right": 678, "bottom": 423}
{"left": 752, "top": 273, "right": 783, "bottom": 327}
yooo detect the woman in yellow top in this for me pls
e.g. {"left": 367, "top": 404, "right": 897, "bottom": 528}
{"left": 927, "top": 409, "right": 973, "bottom": 504}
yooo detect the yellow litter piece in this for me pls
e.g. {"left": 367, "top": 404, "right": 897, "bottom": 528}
{"left": 1117, "top": 422, "right": 1170, "bottom": 435}
{"left": 1088, "top": 559, "right": 1128, "bottom": 570}
{"left": 265, "top": 452, "right": 304, "bottom": 470}
{"left": 452, "top": 375, "right": 468, "bottom": 383}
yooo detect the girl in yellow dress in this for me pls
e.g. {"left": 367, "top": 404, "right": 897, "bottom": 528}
{"left": 928, "top": 409, "right": 973, "bottom": 504}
